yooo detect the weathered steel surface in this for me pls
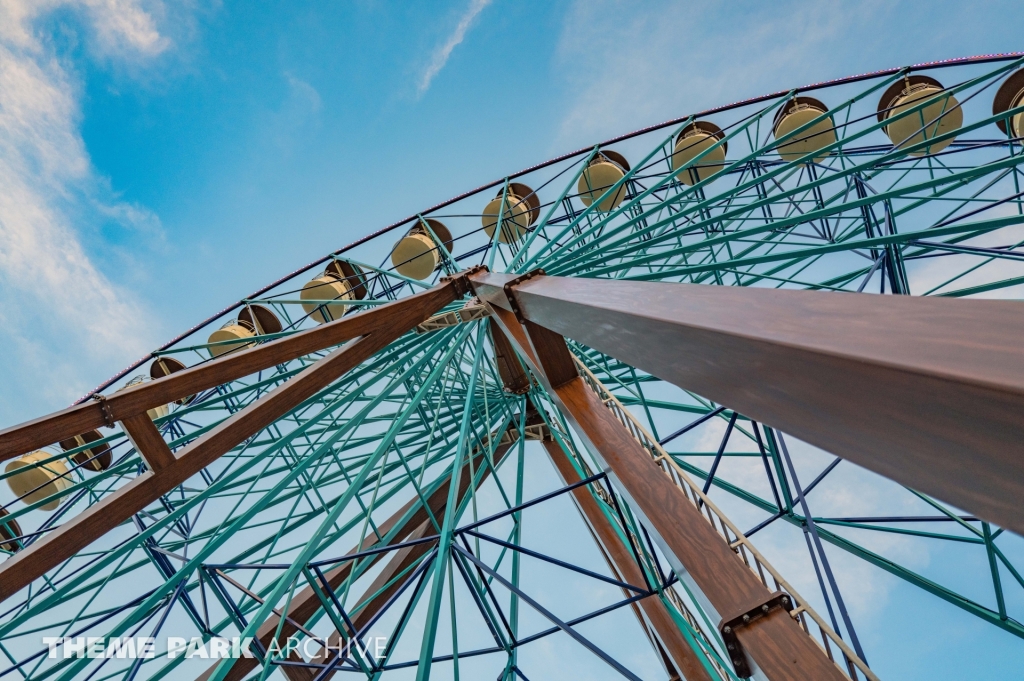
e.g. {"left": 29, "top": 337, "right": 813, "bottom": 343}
{"left": 472, "top": 270, "right": 1024, "bottom": 537}
{"left": 488, "top": 319, "right": 531, "bottom": 394}
{"left": 475, "top": 276, "right": 844, "bottom": 680}
{"left": 550, "top": 379, "right": 842, "bottom": 680}
{"left": 120, "top": 414, "right": 175, "bottom": 472}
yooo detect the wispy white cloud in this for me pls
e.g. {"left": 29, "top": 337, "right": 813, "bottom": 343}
{"left": 80, "top": 0, "right": 169, "bottom": 56}
{"left": 285, "top": 72, "right": 322, "bottom": 115}
{"left": 417, "top": 0, "right": 491, "bottom": 96}
{"left": 0, "top": 0, "right": 168, "bottom": 419}
{"left": 265, "top": 71, "right": 323, "bottom": 154}
{"left": 0, "top": 0, "right": 169, "bottom": 55}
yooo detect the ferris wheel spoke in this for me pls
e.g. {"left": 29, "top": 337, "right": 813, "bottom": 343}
{"left": 0, "top": 327, "right": 470, "bottom": 638}
{"left": 8, "top": 55, "right": 1024, "bottom": 681}
{"left": 546, "top": 129, "right": 1021, "bottom": 281}
{"left": 47, "top": 326, "right": 491, "bottom": 681}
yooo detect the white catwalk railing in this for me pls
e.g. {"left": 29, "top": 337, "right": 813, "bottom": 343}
{"left": 574, "top": 357, "right": 879, "bottom": 681}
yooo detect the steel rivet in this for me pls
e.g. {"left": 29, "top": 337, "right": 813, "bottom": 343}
{"left": 762, "top": 604, "right": 770, "bottom": 613}
{"left": 723, "top": 626, "right": 732, "bottom": 634}
{"left": 742, "top": 614, "right": 750, "bottom": 623}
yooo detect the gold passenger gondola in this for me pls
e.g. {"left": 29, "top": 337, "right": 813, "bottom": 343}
{"left": 671, "top": 121, "right": 727, "bottom": 185}
{"left": 207, "top": 304, "right": 283, "bottom": 356}
{"left": 773, "top": 96, "right": 836, "bottom": 163}
{"left": 391, "top": 219, "right": 454, "bottom": 280}
{"left": 150, "top": 356, "right": 196, "bottom": 405}
{"left": 993, "top": 68, "right": 1024, "bottom": 139}
{"left": 877, "top": 75, "right": 962, "bottom": 155}
{"left": 482, "top": 183, "right": 540, "bottom": 243}
{"left": 0, "top": 508, "right": 21, "bottom": 552}
{"left": 577, "top": 151, "right": 630, "bottom": 212}
{"left": 5, "top": 451, "right": 72, "bottom": 512}
{"left": 59, "top": 430, "right": 112, "bottom": 472}
{"left": 300, "top": 261, "right": 367, "bottom": 324}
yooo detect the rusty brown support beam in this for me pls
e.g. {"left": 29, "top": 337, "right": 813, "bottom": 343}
{"left": 541, "top": 439, "right": 713, "bottom": 681}
{"left": 473, "top": 273, "right": 846, "bottom": 680}
{"left": 488, "top": 319, "right": 531, "bottom": 394}
{"left": 548, "top": 379, "right": 841, "bottom": 679}
{"left": 200, "top": 439, "right": 517, "bottom": 681}
{"left": 0, "top": 287, "right": 454, "bottom": 603}
{"left": 0, "top": 282, "right": 459, "bottom": 463}
{"left": 120, "top": 415, "right": 175, "bottom": 472}
{"left": 473, "top": 271, "right": 1024, "bottom": 540}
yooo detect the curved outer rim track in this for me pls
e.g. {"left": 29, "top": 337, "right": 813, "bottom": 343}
{"left": 75, "top": 51, "right": 1024, "bottom": 404}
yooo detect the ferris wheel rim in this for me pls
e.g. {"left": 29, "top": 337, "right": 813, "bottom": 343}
{"left": 6, "top": 51, "right": 1024, "bottom": 680}
{"left": 73, "top": 51, "right": 1024, "bottom": 405}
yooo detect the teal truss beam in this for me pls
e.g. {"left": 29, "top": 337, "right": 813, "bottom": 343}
{"left": 3, "top": 54, "right": 1024, "bottom": 681}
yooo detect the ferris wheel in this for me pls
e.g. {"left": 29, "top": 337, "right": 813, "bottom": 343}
{"left": 2, "top": 52, "right": 1024, "bottom": 681}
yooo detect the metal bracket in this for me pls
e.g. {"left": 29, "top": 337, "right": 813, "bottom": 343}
{"left": 441, "top": 264, "right": 488, "bottom": 297}
{"left": 415, "top": 300, "right": 490, "bottom": 334}
{"left": 502, "top": 269, "right": 546, "bottom": 323}
{"left": 504, "top": 377, "right": 536, "bottom": 396}
{"left": 91, "top": 394, "right": 115, "bottom": 429}
{"left": 719, "top": 591, "right": 792, "bottom": 678}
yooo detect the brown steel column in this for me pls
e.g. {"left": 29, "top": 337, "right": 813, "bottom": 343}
{"left": 474, "top": 271, "right": 1024, "bottom": 539}
{"left": 488, "top": 319, "right": 531, "bottom": 394}
{"left": 121, "top": 414, "right": 176, "bottom": 471}
{"left": 471, "top": 271, "right": 847, "bottom": 681}
{"left": 0, "top": 282, "right": 459, "bottom": 462}
{"left": 0, "top": 282, "right": 462, "bottom": 603}
{"left": 546, "top": 379, "right": 842, "bottom": 680}
{"left": 541, "top": 438, "right": 712, "bottom": 681}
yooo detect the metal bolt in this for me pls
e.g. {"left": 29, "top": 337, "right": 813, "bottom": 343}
{"left": 762, "top": 604, "right": 770, "bottom": 613}
{"left": 742, "top": 614, "right": 750, "bottom": 623}
{"left": 723, "top": 626, "right": 732, "bottom": 634}
{"left": 781, "top": 596, "right": 789, "bottom": 605}
{"left": 727, "top": 643, "right": 735, "bottom": 651}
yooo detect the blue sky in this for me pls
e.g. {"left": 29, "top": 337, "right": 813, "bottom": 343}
{"left": 1, "top": 0, "right": 1022, "bottom": 424}
{"left": 1, "top": 1, "right": 1023, "bottom": 678}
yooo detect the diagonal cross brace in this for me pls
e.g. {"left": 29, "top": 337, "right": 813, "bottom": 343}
{"left": 0, "top": 280, "right": 464, "bottom": 603}
{"left": 0, "top": 282, "right": 460, "bottom": 463}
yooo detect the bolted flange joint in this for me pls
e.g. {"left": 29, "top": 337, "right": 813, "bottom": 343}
{"left": 91, "top": 394, "right": 115, "bottom": 429}
{"left": 501, "top": 268, "right": 546, "bottom": 323}
{"left": 441, "top": 264, "right": 489, "bottom": 297}
{"left": 718, "top": 591, "right": 792, "bottom": 678}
